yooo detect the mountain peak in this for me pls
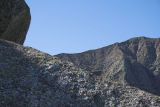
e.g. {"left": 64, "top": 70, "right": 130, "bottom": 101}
{"left": 57, "top": 36, "right": 160, "bottom": 96}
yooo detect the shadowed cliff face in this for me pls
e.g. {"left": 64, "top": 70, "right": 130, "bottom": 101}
{"left": 0, "top": 0, "right": 31, "bottom": 44}
{"left": 56, "top": 37, "right": 160, "bottom": 95}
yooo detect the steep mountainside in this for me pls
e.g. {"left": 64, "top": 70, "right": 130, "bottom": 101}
{"left": 1, "top": 0, "right": 160, "bottom": 106}
{"left": 57, "top": 37, "right": 160, "bottom": 95}
{"left": 0, "top": 38, "right": 160, "bottom": 107}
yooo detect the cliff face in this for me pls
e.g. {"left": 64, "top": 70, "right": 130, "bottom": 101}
{"left": 0, "top": 0, "right": 31, "bottom": 44}
{"left": 57, "top": 37, "right": 160, "bottom": 95}
{"left": 0, "top": 37, "right": 160, "bottom": 107}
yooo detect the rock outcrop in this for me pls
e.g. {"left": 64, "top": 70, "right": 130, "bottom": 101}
{"left": 0, "top": 37, "right": 160, "bottom": 107}
{"left": 0, "top": 0, "right": 31, "bottom": 45}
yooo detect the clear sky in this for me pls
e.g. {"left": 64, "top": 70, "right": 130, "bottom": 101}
{"left": 25, "top": 0, "right": 160, "bottom": 55}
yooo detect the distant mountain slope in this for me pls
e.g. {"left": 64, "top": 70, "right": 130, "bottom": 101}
{"left": 0, "top": 38, "right": 160, "bottom": 107}
{"left": 56, "top": 37, "right": 160, "bottom": 95}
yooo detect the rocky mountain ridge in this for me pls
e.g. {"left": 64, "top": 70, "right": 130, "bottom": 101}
{"left": 0, "top": 37, "right": 160, "bottom": 107}
{"left": 57, "top": 37, "right": 160, "bottom": 96}
{"left": 0, "top": 0, "right": 160, "bottom": 107}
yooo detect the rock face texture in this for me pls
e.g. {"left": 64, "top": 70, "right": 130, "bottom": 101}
{"left": 0, "top": 0, "right": 31, "bottom": 45}
{"left": 57, "top": 37, "right": 160, "bottom": 95}
{"left": 1, "top": 0, "right": 160, "bottom": 106}
{"left": 0, "top": 37, "right": 160, "bottom": 107}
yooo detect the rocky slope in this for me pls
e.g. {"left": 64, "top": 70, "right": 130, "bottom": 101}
{"left": 0, "top": 0, "right": 160, "bottom": 107}
{"left": 0, "top": 0, "right": 31, "bottom": 44}
{"left": 57, "top": 37, "right": 160, "bottom": 96}
{"left": 0, "top": 37, "right": 160, "bottom": 107}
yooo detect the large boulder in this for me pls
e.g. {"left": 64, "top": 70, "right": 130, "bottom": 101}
{"left": 0, "top": 0, "right": 31, "bottom": 45}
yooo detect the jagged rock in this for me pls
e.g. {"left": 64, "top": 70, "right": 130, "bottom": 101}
{"left": 0, "top": 0, "right": 31, "bottom": 45}
{"left": 0, "top": 37, "right": 160, "bottom": 107}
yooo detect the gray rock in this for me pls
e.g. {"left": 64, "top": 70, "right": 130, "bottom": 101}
{"left": 0, "top": 0, "right": 31, "bottom": 45}
{"left": 56, "top": 37, "right": 160, "bottom": 95}
{"left": 0, "top": 37, "right": 160, "bottom": 107}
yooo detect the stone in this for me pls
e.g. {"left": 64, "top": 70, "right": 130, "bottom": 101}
{"left": 56, "top": 37, "right": 160, "bottom": 95}
{"left": 0, "top": 37, "right": 160, "bottom": 106}
{"left": 0, "top": 0, "right": 31, "bottom": 45}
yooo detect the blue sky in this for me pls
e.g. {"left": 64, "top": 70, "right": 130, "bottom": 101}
{"left": 25, "top": 0, "right": 160, "bottom": 55}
